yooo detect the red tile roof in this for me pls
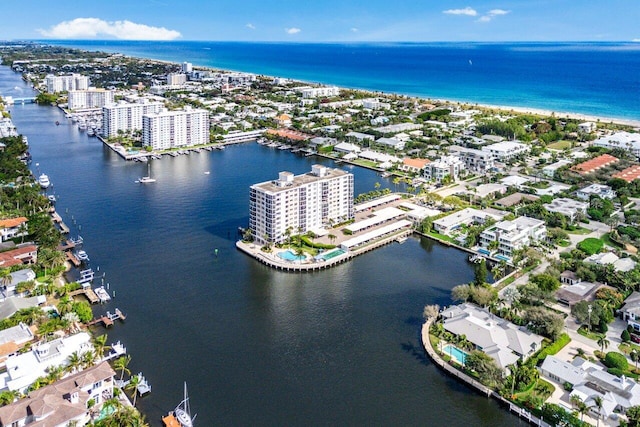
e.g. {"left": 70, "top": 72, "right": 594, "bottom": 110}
{"left": 613, "top": 165, "right": 640, "bottom": 183}
{"left": 402, "top": 158, "right": 431, "bottom": 169}
{"left": 0, "top": 245, "right": 37, "bottom": 268}
{"left": 571, "top": 154, "right": 619, "bottom": 175}
{"left": 0, "top": 217, "right": 27, "bottom": 229}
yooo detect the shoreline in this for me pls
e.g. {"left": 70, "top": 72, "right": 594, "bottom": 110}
{"left": 34, "top": 41, "right": 640, "bottom": 128}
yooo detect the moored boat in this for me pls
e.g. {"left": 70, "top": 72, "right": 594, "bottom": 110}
{"left": 163, "top": 383, "right": 195, "bottom": 427}
{"left": 38, "top": 174, "right": 50, "bottom": 189}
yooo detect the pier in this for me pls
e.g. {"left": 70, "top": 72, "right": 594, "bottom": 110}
{"left": 65, "top": 251, "right": 81, "bottom": 267}
{"left": 87, "top": 308, "right": 127, "bottom": 327}
{"left": 68, "top": 287, "right": 99, "bottom": 304}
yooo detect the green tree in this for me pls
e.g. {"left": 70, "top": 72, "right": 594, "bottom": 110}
{"left": 474, "top": 259, "right": 488, "bottom": 286}
{"left": 597, "top": 336, "right": 610, "bottom": 353}
{"left": 465, "top": 350, "right": 504, "bottom": 387}
{"left": 530, "top": 273, "right": 560, "bottom": 293}
{"left": 71, "top": 301, "right": 93, "bottom": 323}
{"left": 125, "top": 374, "right": 141, "bottom": 407}
{"left": 113, "top": 355, "right": 131, "bottom": 381}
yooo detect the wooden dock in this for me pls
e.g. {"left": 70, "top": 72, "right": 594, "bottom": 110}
{"left": 65, "top": 251, "right": 81, "bottom": 267}
{"left": 57, "top": 240, "right": 76, "bottom": 251}
{"left": 87, "top": 308, "right": 127, "bottom": 327}
{"left": 68, "top": 288, "right": 99, "bottom": 304}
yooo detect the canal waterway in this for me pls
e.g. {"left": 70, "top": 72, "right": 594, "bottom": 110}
{"left": 0, "top": 66, "right": 522, "bottom": 426}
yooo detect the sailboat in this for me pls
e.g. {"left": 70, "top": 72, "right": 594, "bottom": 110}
{"left": 163, "top": 382, "right": 196, "bottom": 427}
{"left": 137, "top": 164, "right": 156, "bottom": 183}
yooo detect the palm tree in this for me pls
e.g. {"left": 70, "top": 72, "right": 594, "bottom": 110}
{"left": 93, "top": 334, "right": 110, "bottom": 360}
{"left": 126, "top": 374, "right": 141, "bottom": 406}
{"left": 113, "top": 355, "right": 131, "bottom": 381}
{"left": 81, "top": 350, "right": 98, "bottom": 369}
{"left": 597, "top": 335, "right": 610, "bottom": 353}
{"left": 570, "top": 394, "right": 589, "bottom": 421}
{"left": 592, "top": 395, "right": 604, "bottom": 427}
{"left": 46, "top": 365, "right": 65, "bottom": 383}
{"left": 0, "top": 269, "right": 11, "bottom": 294}
{"left": 632, "top": 350, "right": 640, "bottom": 372}
{"left": 66, "top": 351, "right": 82, "bottom": 374}
{"left": 327, "top": 234, "right": 337, "bottom": 245}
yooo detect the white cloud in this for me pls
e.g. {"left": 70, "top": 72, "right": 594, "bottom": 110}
{"left": 443, "top": 7, "right": 477, "bottom": 16}
{"left": 37, "top": 17, "right": 181, "bottom": 40}
{"left": 285, "top": 27, "right": 301, "bottom": 35}
{"left": 488, "top": 9, "right": 509, "bottom": 16}
{"left": 477, "top": 9, "right": 510, "bottom": 23}
{"left": 351, "top": 28, "right": 359, "bottom": 33}
{"left": 633, "top": 39, "right": 640, "bottom": 42}
{"left": 246, "top": 23, "right": 256, "bottom": 30}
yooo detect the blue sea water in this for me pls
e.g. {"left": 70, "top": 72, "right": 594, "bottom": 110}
{"left": 44, "top": 40, "right": 640, "bottom": 120}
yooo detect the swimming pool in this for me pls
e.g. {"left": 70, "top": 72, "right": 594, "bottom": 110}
{"left": 278, "top": 250, "right": 307, "bottom": 262}
{"left": 317, "top": 249, "right": 345, "bottom": 261}
{"left": 442, "top": 344, "right": 468, "bottom": 365}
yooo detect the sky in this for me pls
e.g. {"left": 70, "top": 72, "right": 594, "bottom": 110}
{"left": 1, "top": 0, "right": 639, "bottom": 42}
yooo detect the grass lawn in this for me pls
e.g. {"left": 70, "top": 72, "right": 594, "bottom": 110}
{"left": 546, "top": 140, "right": 572, "bottom": 150}
{"left": 557, "top": 240, "right": 571, "bottom": 247}
{"left": 426, "top": 230, "right": 457, "bottom": 244}
{"left": 577, "top": 326, "right": 603, "bottom": 341}
{"left": 353, "top": 159, "right": 379, "bottom": 168}
{"left": 618, "top": 342, "right": 640, "bottom": 355}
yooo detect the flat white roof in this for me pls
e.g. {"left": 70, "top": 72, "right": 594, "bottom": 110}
{"left": 341, "top": 220, "right": 412, "bottom": 249}
{"left": 354, "top": 194, "right": 402, "bottom": 213}
{"left": 345, "top": 207, "right": 405, "bottom": 233}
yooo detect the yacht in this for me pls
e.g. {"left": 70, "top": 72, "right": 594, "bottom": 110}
{"left": 38, "top": 174, "right": 50, "bottom": 189}
{"left": 163, "top": 383, "right": 195, "bottom": 427}
{"left": 137, "top": 164, "right": 156, "bottom": 183}
{"left": 76, "top": 250, "right": 89, "bottom": 262}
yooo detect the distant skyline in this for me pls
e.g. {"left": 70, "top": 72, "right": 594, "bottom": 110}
{"left": 2, "top": 0, "right": 639, "bottom": 42}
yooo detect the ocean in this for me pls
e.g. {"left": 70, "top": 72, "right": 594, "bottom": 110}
{"left": 43, "top": 40, "right": 640, "bottom": 121}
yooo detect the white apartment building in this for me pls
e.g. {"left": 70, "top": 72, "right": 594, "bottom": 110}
{"left": 182, "top": 62, "right": 193, "bottom": 73}
{"left": 67, "top": 88, "right": 115, "bottom": 110}
{"left": 299, "top": 86, "right": 340, "bottom": 98}
{"left": 422, "top": 155, "right": 466, "bottom": 183}
{"left": 44, "top": 74, "right": 89, "bottom": 93}
{"left": 142, "top": 107, "right": 209, "bottom": 150}
{"left": 480, "top": 217, "right": 546, "bottom": 258}
{"left": 102, "top": 100, "right": 164, "bottom": 138}
{"left": 481, "top": 141, "right": 530, "bottom": 161}
{"left": 448, "top": 145, "right": 495, "bottom": 173}
{"left": 249, "top": 165, "right": 354, "bottom": 244}
{"left": 167, "top": 73, "right": 188, "bottom": 86}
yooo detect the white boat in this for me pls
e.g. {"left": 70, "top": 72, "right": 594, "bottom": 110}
{"left": 76, "top": 250, "right": 89, "bottom": 261}
{"left": 163, "top": 382, "right": 195, "bottom": 427}
{"left": 47, "top": 195, "right": 56, "bottom": 203}
{"left": 137, "top": 164, "right": 156, "bottom": 183}
{"left": 38, "top": 174, "right": 50, "bottom": 189}
{"left": 87, "top": 128, "right": 95, "bottom": 137}
{"left": 95, "top": 286, "right": 111, "bottom": 302}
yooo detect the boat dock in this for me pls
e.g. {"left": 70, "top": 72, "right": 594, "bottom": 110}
{"left": 101, "top": 340, "right": 127, "bottom": 362}
{"left": 57, "top": 240, "right": 76, "bottom": 251}
{"left": 65, "top": 251, "right": 81, "bottom": 267}
{"left": 68, "top": 287, "right": 99, "bottom": 304}
{"left": 87, "top": 308, "right": 127, "bottom": 327}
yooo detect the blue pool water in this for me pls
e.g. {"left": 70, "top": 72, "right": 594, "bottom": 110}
{"left": 443, "top": 344, "right": 468, "bottom": 365}
{"left": 316, "top": 249, "right": 346, "bottom": 261}
{"left": 278, "top": 250, "right": 307, "bottom": 261}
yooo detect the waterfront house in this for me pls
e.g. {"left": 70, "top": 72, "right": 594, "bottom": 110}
{"left": 398, "top": 158, "right": 430, "bottom": 174}
{"left": 432, "top": 208, "right": 505, "bottom": 235}
{"left": 0, "top": 332, "right": 93, "bottom": 393}
{"left": 479, "top": 217, "right": 546, "bottom": 258}
{"left": 0, "top": 296, "right": 45, "bottom": 321}
{"left": 540, "top": 355, "right": 640, "bottom": 420}
{"left": 334, "top": 142, "right": 361, "bottom": 155}
{"left": 0, "top": 361, "right": 116, "bottom": 427}
{"left": 0, "top": 244, "right": 38, "bottom": 268}
{"left": 0, "top": 217, "right": 28, "bottom": 242}
{"left": 441, "top": 303, "right": 543, "bottom": 369}
{"left": 0, "top": 323, "right": 35, "bottom": 368}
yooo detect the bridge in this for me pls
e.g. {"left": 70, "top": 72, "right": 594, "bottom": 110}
{"left": 6, "top": 97, "right": 37, "bottom": 104}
